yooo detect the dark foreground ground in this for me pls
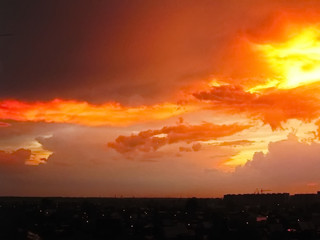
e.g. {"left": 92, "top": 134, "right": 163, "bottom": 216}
{"left": 1, "top": 194, "right": 320, "bottom": 240}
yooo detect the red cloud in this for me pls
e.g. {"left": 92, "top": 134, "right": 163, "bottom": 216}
{"left": 0, "top": 122, "right": 10, "bottom": 127}
{"left": 0, "top": 149, "right": 31, "bottom": 166}
{"left": 108, "top": 122, "right": 250, "bottom": 154}
{"left": 193, "top": 85, "right": 320, "bottom": 129}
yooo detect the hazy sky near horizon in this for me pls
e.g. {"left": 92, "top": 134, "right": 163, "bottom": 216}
{"left": 2, "top": 0, "right": 320, "bottom": 197}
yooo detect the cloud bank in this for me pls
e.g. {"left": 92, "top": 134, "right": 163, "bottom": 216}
{"left": 194, "top": 84, "right": 320, "bottom": 128}
{"left": 108, "top": 122, "right": 250, "bottom": 154}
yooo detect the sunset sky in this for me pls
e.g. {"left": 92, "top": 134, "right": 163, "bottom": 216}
{"left": 2, "top": 0, "right": 320, "bottom": 197}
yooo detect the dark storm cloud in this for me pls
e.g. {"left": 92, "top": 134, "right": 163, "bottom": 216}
{"left": 2, "top": 0, "right": 320, "bottom": 104}
{"left": 1, "top": 0, "right": 136, "bottom": 102}
{"left": 0, "top": 0, "right": 306, "bottom": 104}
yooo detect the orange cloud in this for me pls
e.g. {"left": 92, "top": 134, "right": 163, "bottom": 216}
{"left": 192, "top": 142, "right": 202, "bottom": 151}
{"left": 108, "top": 122, "right": 250, "bottom": 154}
{"left": 179, "top": 146, "right": 193, "bottom": 152}
{"left": 194, "top": 84, "right": 320, "bottom": 129}
{"left": 248, "top": 25, "right": 320, "bottom": 91}
{"left": 0, "top": 99, "right": 194, "bottom": 126}
{"left": 191, "top": 24, "right": 320, "bottom": 129}
{"left": 218, "top": 140, "right": 254, "bottom": 147}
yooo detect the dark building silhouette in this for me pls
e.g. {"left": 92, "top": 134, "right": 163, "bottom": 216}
{"left": 1, "top": 193, "right": 320, "bottom": 239}
{"left": 223, "top": 193, "right": 290, "bottom": 206}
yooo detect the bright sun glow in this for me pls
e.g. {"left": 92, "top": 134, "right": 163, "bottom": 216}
{"left": 251, "top": 26, "right": 320, "bottom": 90}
